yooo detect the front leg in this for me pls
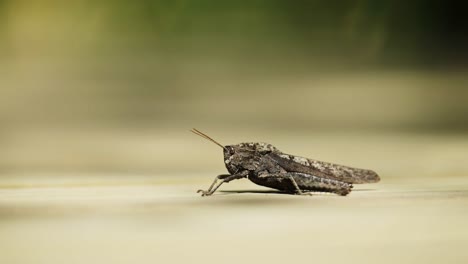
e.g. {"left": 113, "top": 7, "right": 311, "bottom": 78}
{"left": 198, "top": 171, "right": 248, "bottom": 196}
{"left": 197, "top": 174, "right": 230, "bottom": 196}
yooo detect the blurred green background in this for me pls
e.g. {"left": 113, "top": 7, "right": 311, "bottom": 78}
{"left": 1, "top": 4, "right": 468, "bottom": 264}
{"left": 1, "top": 0, "right": 467, "bottom": 174}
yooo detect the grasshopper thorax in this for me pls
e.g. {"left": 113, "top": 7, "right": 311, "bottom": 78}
{"left": 223, "top": 142, "right": 277, "bottom": 174}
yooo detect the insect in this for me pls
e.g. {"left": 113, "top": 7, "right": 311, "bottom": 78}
{"left": 191, "top": 129, "right": 380, "bottom": 196}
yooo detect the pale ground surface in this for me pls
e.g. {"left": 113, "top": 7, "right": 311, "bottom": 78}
{"left": 1, "top": 131, "right": 468, "bottom": 264}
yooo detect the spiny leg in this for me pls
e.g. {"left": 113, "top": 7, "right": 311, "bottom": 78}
{"left": 275, "top": 172, "right": 352, "bottom": 196}
{"left": 287, "top": 175, "right": 312, "bottom": 196}
{"left": 198, "top": 172, "right": 247, "bottom": 196}
{"left": 256, "top": 171, "right": 312, "bottom": 196}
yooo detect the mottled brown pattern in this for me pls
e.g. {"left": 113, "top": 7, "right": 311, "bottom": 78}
{"left": 193, "top": 131, "right": 380, "bottom": 196}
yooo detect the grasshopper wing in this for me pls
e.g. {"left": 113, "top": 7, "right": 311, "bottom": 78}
{"left": 268, "top": 152, "right": 380, "bottom": 184}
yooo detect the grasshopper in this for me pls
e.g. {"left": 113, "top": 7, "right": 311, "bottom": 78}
{"left": 191, "top": 129, "right": 380, "bottom": 196}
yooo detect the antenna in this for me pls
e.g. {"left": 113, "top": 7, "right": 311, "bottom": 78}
{"left": 190, "top": 128, "right": 226, "bottom": 150}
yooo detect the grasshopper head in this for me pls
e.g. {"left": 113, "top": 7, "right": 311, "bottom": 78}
{"left": 190, "top": 129, "right": 276, "bottom": 174}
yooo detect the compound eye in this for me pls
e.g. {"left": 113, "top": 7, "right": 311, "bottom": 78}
{"left": 225, "top": 146, "right": 235, "bottom": 155}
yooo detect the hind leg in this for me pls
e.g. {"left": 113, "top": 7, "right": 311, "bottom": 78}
{"left": 256, "top": 172, "right": 351, "bottom": 196}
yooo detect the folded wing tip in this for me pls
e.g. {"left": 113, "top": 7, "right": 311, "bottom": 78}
{"left": 367, "top": 170, "right": 380, "bottom": 183}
